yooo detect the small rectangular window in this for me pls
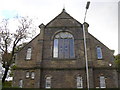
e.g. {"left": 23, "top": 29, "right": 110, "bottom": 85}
{"left": 26, "top": 71, "right": 30, "bottom": 78}
{"left": 77, "top": 76, "right": 83, "bottom": 88}
{"left": 19, "top": 79, "right": 23, "bottom": 88}
{"left": 31, "top": 72, "right": 35, "bottom": 79}
{"left": 45, "top": 77, "right": 51, "bottom": 88}
{"left": 100, "top": 76, "right": 106, "bottom": 88}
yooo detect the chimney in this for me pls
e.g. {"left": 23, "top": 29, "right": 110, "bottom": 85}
{"left": 83, "top": 22, "right": 89, "bottom": 32}
{"left": 38, "top": 23, "right": 45, "bottom": 40}
{"left": 83, "top": 22, "right": 89, "bottom": 38}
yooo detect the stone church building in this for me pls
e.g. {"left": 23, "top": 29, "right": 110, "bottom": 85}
{"left": 13, "top": 9, "right": 119, "bottom": 88}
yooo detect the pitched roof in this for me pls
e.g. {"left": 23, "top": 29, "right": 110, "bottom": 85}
{"left": 46, "top": 9, "right": 82, "bottom": 27}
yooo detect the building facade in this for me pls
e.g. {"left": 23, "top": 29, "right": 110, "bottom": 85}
{"left": 13, "top": 9, "right": 119, "bottom": 88}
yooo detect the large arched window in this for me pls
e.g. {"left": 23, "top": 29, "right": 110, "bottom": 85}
{"left": 53, "top": 32, "right": 75, "bottom": 59}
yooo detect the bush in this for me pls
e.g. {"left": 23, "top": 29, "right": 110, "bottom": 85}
{"left": 2, "top": 81, "right": 12, "bottom": 88}
{"left": 1, "top": 88, "right": 120, "bottom": 90}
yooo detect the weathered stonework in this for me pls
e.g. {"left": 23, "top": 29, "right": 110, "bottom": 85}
{"left": 13, "top": 9, "right": 119, "bottom": 88}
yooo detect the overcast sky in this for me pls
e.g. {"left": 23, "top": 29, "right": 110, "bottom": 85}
{"left": 0, "top": 0, "right": 119, "bottom": 55}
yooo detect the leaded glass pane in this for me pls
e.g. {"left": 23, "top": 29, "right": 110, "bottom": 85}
{"left": 53, "top": 39, "right": 58, "bottom": 58}
{"left": 59, "top": 32, "right": 66, "bottom": 38}
{"left": 70, "top": 39, "right": 75, "bottom": 58}
{"left": 55, "top": 34, "right": 60, "bottom": 39}
{"left": 64, "top": 39, "right": 69, "bottom": 58}
{"left": 55, "top": 32, "right": 73, "bottom": 39}
{"left": 67, "top": 33, "right": 73, "bottom": 38}
{"left": 59, "top": 39, "right": 64, "bottom": 58}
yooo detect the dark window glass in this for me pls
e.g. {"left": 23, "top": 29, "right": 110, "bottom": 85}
{"left": 70, "top": 39, "right": 75, "bottom": 58}
{"left": 64, "top": 39, "right": 69, "bottom": 58}
{"left": 59, "top": 39, "right": 64, "bottom": 58}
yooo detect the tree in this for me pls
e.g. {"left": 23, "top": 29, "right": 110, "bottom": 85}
{"left": 0, "top": 16, "right": 36, "bottom": 83}
{"left": 115, "top": 54, "right": 120, "bottom": 72}
{"left": 14, "top": 42, "right": 28, "bottom": 52}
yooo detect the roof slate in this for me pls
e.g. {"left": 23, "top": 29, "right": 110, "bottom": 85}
{"left": 46, "top": 9, "right": 82, "bottom": 27}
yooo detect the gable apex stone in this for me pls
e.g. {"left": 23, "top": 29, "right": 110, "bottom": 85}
{"left": 39, "top": 23, "right": 45, "bottom": 29}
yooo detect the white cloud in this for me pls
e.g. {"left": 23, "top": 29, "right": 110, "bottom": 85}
{"left": 0, "top": 0, "right": 118, "bottom": 54}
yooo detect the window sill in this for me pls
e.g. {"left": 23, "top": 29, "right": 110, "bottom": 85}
{"left": 25, "top": 59, "right": 32, "bottom": 61}
{"left": 25, "top": 77, "right": 29, "bottom": 79}
{"left": 97, "top": 58, "right": 104, "bottom": 60}
{"left": 52, "top": 58, "right": 76, "bottom": 60}
{"left": 31, "top": 78, "right": 35, "bottom": 80}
